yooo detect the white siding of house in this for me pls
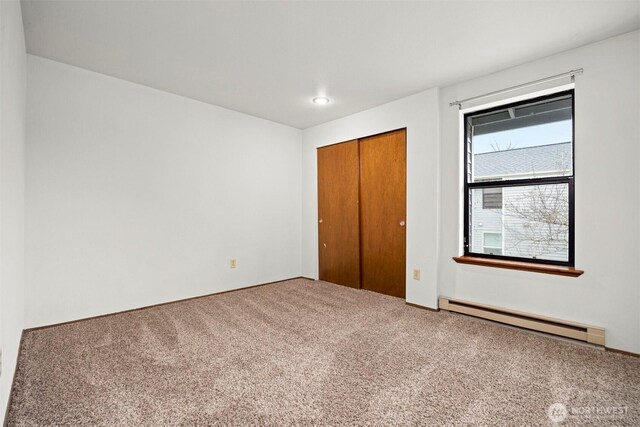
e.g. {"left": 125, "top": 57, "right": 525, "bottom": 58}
{"left": 503, "top": 185, "right": 568, "bottom": 262}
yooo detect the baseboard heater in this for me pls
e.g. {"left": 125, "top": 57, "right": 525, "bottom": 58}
{"left": 438, "top": 297, "right": 605, "bottom": 346}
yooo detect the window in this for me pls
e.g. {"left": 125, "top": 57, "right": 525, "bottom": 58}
{"left": 483, "top": 232, "right": 503, "bottom": 255}
{"left": 464, "top": 90, "right": 574, "bottom": 266}
{"left": 482, "top": 188, "right": 502, "bottom": 209}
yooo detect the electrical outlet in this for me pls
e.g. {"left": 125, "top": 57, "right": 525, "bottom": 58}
{"left": 230, "top": 259, "right": 237, "bottom": 269}
{"left": 413, "top": 269, "right": 421, "bottom": 280}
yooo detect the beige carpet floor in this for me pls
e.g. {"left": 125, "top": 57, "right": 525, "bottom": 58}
{"left": 7, "top": 278, "right": 640, "bottom": 426}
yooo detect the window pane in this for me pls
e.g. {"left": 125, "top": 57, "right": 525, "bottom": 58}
{"left": 482, "top": 188, "right": 502, "bottom": 209}
{"left": 470, "top": 183, "right": 569, "bottom": 262}
{"left": 484, "top": 232, "right": 502, "bottom": 248}
{"left": 468, "top": 94, "right": 573, "bottom": 182}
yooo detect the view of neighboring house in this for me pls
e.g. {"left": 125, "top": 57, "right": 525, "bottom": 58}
{"left": 471, "top": 141, "right": 572, "bottom": 262}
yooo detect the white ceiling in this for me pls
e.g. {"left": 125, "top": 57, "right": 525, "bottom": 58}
{"left": 21, "top": 0, "right": 640, "bottom": 129}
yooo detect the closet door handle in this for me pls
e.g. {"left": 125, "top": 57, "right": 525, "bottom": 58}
{"left": 319, "top": 218, "right": 323, "bottom": 224}
{"left": 399, "top": 220, "right": 405, "bottom": 227}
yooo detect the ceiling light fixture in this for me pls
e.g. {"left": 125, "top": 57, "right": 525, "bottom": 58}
{"left": 312, "top": 96, "right": 330, "bottom": 105}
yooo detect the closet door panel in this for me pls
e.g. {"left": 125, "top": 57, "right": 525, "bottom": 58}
{"left": 359, "top": 129, "right": 406, "bottom": 298}
{"left": 317, "top": 141, "right": 361, "bottom": 289}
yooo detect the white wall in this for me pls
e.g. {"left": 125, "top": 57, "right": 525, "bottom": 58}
{"left": 301, "top": 89, "right": 440, "bottom": 309}
{"left": 0, "top": 0, "right": 26, "bottom": 417}
{"left": 26, "top": 56, "right": 302, "bottom": 328}
{"left": 438, "top": 31, "right": 640, "bottom": 353}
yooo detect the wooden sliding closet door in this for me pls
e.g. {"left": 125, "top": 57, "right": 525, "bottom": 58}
{"left": 359, "top": 129, "right": 406, "bottom": 298}
{"left": 317, "top": 141, "right": 360, "bottom": 289}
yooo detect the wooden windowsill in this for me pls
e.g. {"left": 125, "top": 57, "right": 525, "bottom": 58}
{"left": 452, "top": 256, "right": 584, "bottom": 277}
